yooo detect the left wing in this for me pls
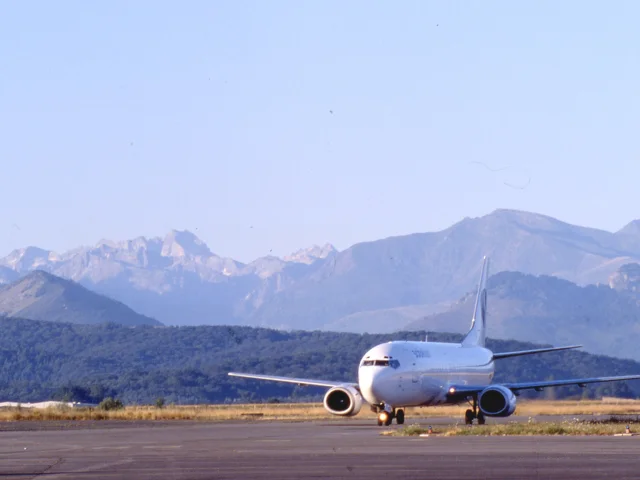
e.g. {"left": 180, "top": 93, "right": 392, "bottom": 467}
{"left": 228, "top": 372, "right": 353, "bottom": 388}
{"left": 447, "top": 374, "right": 640, "bottom": 397}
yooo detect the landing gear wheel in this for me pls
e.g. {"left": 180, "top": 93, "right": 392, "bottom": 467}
{"left": 396, "top": 409, "right": 405, "bottom": 425}
{"left": 464, "top": 409, "right": 474, "bottom": 425}
{"left": 477, "top": 413, "right": 485, "bottom": 425}
{"left": 378, "top": 411, "right": 392, "bottom": 427}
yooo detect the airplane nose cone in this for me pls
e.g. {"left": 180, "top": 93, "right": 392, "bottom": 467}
{"left": 358, "top": 368, "right": 385, "bottom": 405}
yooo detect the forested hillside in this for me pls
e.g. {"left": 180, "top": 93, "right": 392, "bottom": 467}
{"left": 0, "top": 317, "right": 638, "bottom": 404}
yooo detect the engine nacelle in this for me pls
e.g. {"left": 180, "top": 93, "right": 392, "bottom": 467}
{"left": 478, "top": 385, "right": 517, "bottom": 417}
{"left": 323, "top": 385, "right": 364, "bottom": 416}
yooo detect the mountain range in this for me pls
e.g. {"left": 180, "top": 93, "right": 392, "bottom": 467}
{"left": 3, "top": 208, "right": 640, "bottom": 335}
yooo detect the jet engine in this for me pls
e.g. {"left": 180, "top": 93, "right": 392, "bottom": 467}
{"left": 323, "top": 385, "right": 364, "bottom": 416}
{"left": 478, "top": 385, "right": 517, "bottom": 417}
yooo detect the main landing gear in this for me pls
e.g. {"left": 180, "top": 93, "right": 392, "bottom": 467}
{"left": 464, "top": 396, "right": 485, "bottom": 425}
{"left": 375, "top": 405, "right": 405, "bottom": 426}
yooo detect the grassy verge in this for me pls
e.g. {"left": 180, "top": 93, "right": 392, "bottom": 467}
{"left": 1, "top": 399, "right": 640, "bottom": 422}
{"left": 386, "top": 417, "right": 640, "bottom": 436}
{"left": 0, "top": 404, "right": 330, "bottom": 422}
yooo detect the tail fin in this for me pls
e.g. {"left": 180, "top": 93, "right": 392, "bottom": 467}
{"left": 461, "top": 256, "right": 490, "bottom": 348}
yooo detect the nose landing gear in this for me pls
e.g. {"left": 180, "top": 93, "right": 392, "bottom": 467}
{"left": 377, "top": 411, "right": 392, "bottom": 426}
{"left": 376, "top": 406, "right": 405, "bottom": 426}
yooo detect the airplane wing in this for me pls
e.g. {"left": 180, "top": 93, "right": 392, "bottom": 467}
{"left": 228, "top": 372, "right": 353, "bottom": 388}
{"left": 504, "top": 375, "right": 640, "bottom": 392}
{"left": 447, "top": 374, "right": 640, "bottom": 397}
{"left": 492, "top": 345, "right": 582, "bottom": 360}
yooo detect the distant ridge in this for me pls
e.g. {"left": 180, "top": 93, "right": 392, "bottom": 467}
{"left": 0, "top": 270, "right": 162, "bottom": 326}
{"left": 404, "top": 269, "right": 640, "bottom": 361}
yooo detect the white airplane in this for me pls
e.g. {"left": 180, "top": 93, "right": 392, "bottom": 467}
{"left": 229, "top": 256, "right": 640, "bottom": 426}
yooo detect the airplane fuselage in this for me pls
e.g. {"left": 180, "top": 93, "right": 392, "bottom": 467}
{"left": 357, "top": 341, "right": 495, "bottom": 408}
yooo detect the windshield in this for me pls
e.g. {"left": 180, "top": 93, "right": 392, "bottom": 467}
{"left": 361, "top": 359, "right": 400, "bottom": 368}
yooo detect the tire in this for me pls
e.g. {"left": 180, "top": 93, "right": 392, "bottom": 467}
{"left": 396, "top": 409, "right": 405, "bottom": 425}
{"left": 477, "top": 413, "right": 485, "bottom": 425}
{"left": 378, "top": 412, "right": 389, "bottom": 426}
{"left": 465, "top": 409, "right": 474, "bottom": 425}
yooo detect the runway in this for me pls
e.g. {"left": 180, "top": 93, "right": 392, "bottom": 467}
{"left": 1, "top": 418, "right": 639, "bottom": 479}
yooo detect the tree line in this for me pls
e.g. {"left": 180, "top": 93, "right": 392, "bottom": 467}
{"left": 0, "top": 317, "right": 638, "bottom": 404}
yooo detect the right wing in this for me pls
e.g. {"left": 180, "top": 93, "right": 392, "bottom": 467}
{"left": 228, "top": 372, "right": 353, "bottom": 388}
{"left": 504, "top": 375, "right": 640, "bottom": 392}
{"left": 447, "top": 374, "right": 640, "bottom": 399}
{"left": 492, "top": 345, "right": 582, "bottom": 360}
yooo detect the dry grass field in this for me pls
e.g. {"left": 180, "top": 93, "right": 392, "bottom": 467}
{"left": 1, "top": 398, "right": 640, "bottom": 422}
{"left": 386, "top": 416, "right": 640, "bottom": 437}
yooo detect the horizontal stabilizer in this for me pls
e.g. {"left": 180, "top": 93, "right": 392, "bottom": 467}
{"left": 492, "top": 345, "right": 582, "bottom": 360}
{"left": 228, "top": 372, "right": 348, "bottom": 388}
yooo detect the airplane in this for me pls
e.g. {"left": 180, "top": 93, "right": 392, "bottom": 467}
{"left": 229, "top": 256, "right": 640, "bottom": 426}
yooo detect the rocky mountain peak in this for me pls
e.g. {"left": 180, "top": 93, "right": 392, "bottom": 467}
{"left": 284, "top": 243, "right": 337, "bottom": 264}
{"left": 0, "top": 247, "right": 57, "bottom": 272}
{"left": 161, "top": 230, "right": 212, "bottom": 258}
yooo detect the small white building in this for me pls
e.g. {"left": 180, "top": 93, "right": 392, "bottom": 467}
{"left": 0, "top": 401, "right": 98, "bottom": 408}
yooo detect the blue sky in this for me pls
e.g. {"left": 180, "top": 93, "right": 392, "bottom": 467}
{"left": 1, "top": 1, "right": 638, "bottom": 262}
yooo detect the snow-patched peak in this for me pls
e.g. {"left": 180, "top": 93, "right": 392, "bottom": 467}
{"left": 284, "top": 243, "right": 337, "bottom": 265}
{"left": 161, "top": 230, "right": 212, "bottom": 258}
{"left": 0, "top": 246, "right": 58, "bottom": 272}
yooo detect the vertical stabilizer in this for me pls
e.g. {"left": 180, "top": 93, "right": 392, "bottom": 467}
{"left": 461, "top": 256, "right": 489, "bottom": 348}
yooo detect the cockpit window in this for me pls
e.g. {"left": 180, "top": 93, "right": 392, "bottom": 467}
{"left": 361, "top": 359, "right": 400, "bottom": 368}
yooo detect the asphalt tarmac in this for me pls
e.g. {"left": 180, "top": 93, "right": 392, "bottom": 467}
{"left": 1, "top": 418, "right": 639, "bottom": 479}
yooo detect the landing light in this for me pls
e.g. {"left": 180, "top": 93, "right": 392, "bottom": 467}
{"left": 448, "top": 387, "right": 456, "bottom": 394}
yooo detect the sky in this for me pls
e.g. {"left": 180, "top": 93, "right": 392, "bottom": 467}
{"left": 1, "top": 1, "right": 639, "bottom": 262}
